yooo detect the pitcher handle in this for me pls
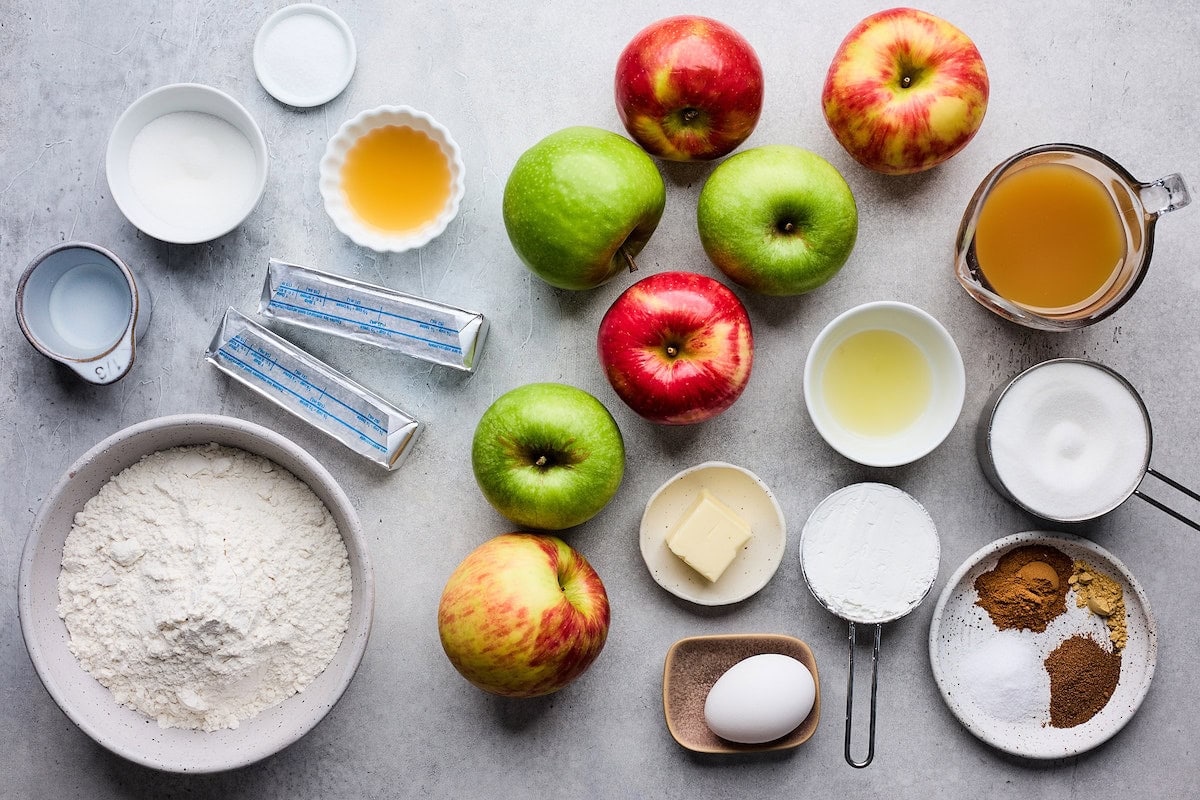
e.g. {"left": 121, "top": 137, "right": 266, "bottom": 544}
{"left": 1139, "top": 174, "right": 1191, "bottom": 218}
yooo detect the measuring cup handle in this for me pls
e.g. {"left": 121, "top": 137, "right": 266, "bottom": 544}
{"left": 1134, "top": 468, "right": 1200, "bottom": 532}
{"left": 1139, "top": 174, "right": 1191, "bottom": 218}
{"left": 844, "top": 621, "right": 881, "bottom": 769}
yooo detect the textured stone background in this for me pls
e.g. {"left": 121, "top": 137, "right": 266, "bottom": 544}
{"left": 2, "top": 1, "right": 1198, "bottom": 797}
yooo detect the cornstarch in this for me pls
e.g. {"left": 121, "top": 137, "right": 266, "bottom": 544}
{"left": 57, "top": 443, "right": 351, "bottom": 731}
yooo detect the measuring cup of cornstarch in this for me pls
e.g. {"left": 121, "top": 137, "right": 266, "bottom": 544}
{"left": 16, "top": 242, "right": 152, "bottom": 385}
{"left": 978, "top": 358, "right": 1200, "bottom": 531}
{"left": 800, "top": 483, "right": 940, "bottom": 768}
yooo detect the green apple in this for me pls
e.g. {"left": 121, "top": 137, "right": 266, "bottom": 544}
{"left": 471, "top": 382, "right": 624, "bottom": 530}
{"left": 697, "top": 145, "right": 858, "bottom": 295}
{"left": 503, "top": 126, "right": 666, "bottom": 291}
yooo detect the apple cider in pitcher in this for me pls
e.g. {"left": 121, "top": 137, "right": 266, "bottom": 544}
{"left": 955, "top": 144, "right": 1191, "bottom": 330}
{"left": 973, "top": 163, "right": 1125, "bottom": 311}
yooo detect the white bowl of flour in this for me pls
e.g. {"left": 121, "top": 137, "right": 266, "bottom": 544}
{"left": 18, "top": 414, "right": 373, "bottom": 773}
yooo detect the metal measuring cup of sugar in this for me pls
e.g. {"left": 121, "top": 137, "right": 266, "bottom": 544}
{"left": 15, "top": 242, "right": 152, "bottom": 385}
{"left": 799, "top": 483, "right": 940, "bottom": 768}
{"left": 977, "top": 358, "right": 1200, "bottom": 532}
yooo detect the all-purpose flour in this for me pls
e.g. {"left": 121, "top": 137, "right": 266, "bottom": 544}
{"left": 57, "top": 444, "right": 351, "bottom": 731}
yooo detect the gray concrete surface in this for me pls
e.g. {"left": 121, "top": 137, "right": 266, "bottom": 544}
{"left": 3, "top": 1, "right": 1199, "bottom": 797}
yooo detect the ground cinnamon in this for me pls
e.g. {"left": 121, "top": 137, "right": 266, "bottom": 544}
{"left": 1044, "top": 634, "right": 1122, "bottom": 728}
{"left": 974, "top": 544, "right": 1074, "bottom": 632}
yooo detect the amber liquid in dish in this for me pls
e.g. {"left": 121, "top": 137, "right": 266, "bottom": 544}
{"left": 341, "top": 125, "right": 451, "bottom": 232}
{"left": 974, "top": 163, "right": 1126, "bottom": 311}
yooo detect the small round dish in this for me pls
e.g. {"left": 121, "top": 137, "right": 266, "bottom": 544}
{"left": 804, "top": 301, "right": 965, "bottom": 467}
{"left": 17, "top": 414, "right": 373, "bottom": 773}
{"left": 639, "top": 462, "right": 786, "bottom": 606}
{"left": 106, "top": 84, "right": 269, "bottom": 244}
{"left": 929, "top": 531, "right": 1156, "bottom": 759}
{"left": 319, "top": 105, "right": 466, "bottom": 253}
{"left": 254, "top": 4, "right": 356, "bottom": 107}
{"left": 663, "top": 634, "right": 820, "bottom": 754}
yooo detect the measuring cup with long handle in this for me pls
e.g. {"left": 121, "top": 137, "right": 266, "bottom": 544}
{"left": 978, "top": 358, "right": 1200, "bottom": 532}
{"left": 800, "top": 483, "right": 941, "bottom": 768}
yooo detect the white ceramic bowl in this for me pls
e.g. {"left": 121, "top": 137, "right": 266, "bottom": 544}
{"left": 106, "top": 84, "right": 269, "bottom": 244}
{"left": 803, "top": 301, "right": 965, "bottom": 467}
{"left": 320, "top": 105, "right": 466, "bottom": 252}
{"left": 17, "top": 414, "right": 373, "bottom": 773}
{"left": 639, "top": 462, "right": 786, "bottom": 606}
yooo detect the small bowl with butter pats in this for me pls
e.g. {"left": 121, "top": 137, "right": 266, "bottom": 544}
{"left": 639, "top": 462, "right": 786, "bottom": 605}
{"left": 17, "top": 414, "right": 373, "bottom": 773}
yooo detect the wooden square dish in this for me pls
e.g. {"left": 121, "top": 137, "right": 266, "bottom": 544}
{"left": 662, "top": 633, "right": 820, "bottom": 754}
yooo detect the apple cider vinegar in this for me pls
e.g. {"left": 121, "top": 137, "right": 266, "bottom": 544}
{"left": 973, "top": 163, "right": 1126, "bottom": 311}
{"left": 821, "top": 329, "right": 933, "bottom": 437}
{"left": 341, "top": 125, "right": 451, "bottom": 232}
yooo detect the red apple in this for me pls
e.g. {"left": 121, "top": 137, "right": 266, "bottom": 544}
{"left": 822, "top": 7, "right": 989, "bottom": 175}
{"left": 437, "top": 533, "right": 610, "bottom": 698}
{"left": 615, "top": 16, "right": 764, "bottom": 161}
{"left": 597, "top": 271, "right": 753, "bottom": 425}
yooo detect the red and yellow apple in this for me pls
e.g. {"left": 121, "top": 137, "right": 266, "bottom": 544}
{"left": 822, "top": 7, "right": 989, "bottom": 175}
{"left": 615, "top": 16, "right": 764, "bottom": 161}
{"left": 437, "top": 533, "right": 610, "bottom": 698}
{"left": 597, "top": 271, "right": 753, "bottom": 425}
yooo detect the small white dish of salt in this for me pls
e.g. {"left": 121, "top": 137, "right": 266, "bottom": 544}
{"left": 254, "top": 4, "right": 357, "bottom": 108}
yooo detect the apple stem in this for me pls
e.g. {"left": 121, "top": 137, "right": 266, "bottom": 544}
{"left": 665, "top": 345, "right": 678, "bottom": 357}
{"left": 621, "top": 247, "right": 638, "bottom": 274}
{"left": 535, "top": 455, "right": 547, "bottom": 467}
{"left": 901, "top": 75, "right": 913, "bottom": 89}
{"left": 783, "top": 222, "right": 795, "bottom": 234}
{"left": 682, "top": 107, "right": 700, "bottom": 123}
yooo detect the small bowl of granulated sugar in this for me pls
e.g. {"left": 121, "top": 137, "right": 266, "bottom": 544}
{"left": 18, "top": 414, "right": 374, "bottom": 773}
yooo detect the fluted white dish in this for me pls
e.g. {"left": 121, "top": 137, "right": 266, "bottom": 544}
{"left": 319, "top": 105, "right": 465, "bottom": 252}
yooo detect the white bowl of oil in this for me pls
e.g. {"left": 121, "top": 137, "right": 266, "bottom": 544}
{"left": 803, "top": 301, "right": 965, "bottom": 467}
{"left": 320, "top": 106, "right": 465, "bottom": 253}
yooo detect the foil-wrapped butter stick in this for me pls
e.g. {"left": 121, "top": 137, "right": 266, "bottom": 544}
{"left": 206, "top": 308, "right": 422, "bottom": 470}
{"left": 259, "top": 259, "right": 489, "bottom": 373}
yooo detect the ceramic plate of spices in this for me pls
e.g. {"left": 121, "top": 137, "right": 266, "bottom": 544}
{"left": 929, "top": 531, "right": 1156, "bottom": 759}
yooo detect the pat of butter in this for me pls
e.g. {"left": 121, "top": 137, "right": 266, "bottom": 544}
{"left": 666, "top": 490, "right": 753, "bottom": 583}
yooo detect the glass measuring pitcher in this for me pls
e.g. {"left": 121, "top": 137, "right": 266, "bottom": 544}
{"left": 955, "top": 143, "right": 1190, "bottom": 331}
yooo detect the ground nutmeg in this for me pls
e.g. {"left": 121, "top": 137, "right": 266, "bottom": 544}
{"left": 1044, "top": 634, "right": 1122, "bottom": 728}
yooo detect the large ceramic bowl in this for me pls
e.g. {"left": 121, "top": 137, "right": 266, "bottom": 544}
{"left": 17, "top": 414, "right": 373, "bottom": 773}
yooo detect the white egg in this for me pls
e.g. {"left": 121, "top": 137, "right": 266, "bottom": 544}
{"left": 703, "top": 653, "right": 817, "bottom": 744}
